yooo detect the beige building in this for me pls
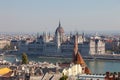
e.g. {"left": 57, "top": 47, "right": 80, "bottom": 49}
{"left": 0, "top": 39, "right": 10, "bottom": 49}
{"left": 63, "top": 64, "right": 82, "bottom": 76}
{"left": 18, "top": 22, "right": 105, "bottom": 56}
{"left": 89, "top": 35, "right": 105, "bottom": 55}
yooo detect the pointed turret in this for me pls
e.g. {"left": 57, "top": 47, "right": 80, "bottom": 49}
{"left": 62, "top": 34, "right": 91, "bottom": 76}
{"left": 73, "top": 35, "right": 78, "bottom": 56}
{"left": 76, "top": 52, "right": 86, "bottom": 65}
{"left": 85, "top": 67, "right": 91, "bottom": 74}
{"left": 72, "top": 35, "right": 91, "bottom": 74}
{"left": 73, "top": 35, "right": 86, "bottom": 66}
{"left": 73, "top": 35, "right": 77, "bottom": 62}
{"left": 58, "top": 20, "right": 61, "bottom": 28}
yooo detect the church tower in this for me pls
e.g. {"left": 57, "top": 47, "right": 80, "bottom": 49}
{"left": 73, "top": 35, "right": 85, "bottom": 65}
{"left": 73, "top": 35, "right": 91, "bottom": 74}
{"left": 63, "top": 35, "right": 91, "bottom": 76}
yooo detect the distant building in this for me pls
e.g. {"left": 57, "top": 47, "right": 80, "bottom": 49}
{"left": 0, "top": 39, "right": 10, "bottom": 50}
{"left": 10, "top": 40, "right": 19, "bottom": 50}
{"left": 18, "top": 21, "right": 105, "bottom": 56}
{"left": 89, "top": 35, "right": 105, "bottom": 55}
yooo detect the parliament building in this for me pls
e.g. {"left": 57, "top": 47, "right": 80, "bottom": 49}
{"left": 19, "top": 21, "right": 105, "bottom": 57}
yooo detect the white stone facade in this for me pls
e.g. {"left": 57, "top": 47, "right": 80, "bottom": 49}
{"left": 18, "top": 22, "right": 105, "bottom": 56}
{"left": 63, "top": 64, "right": 82, "bottom": 76}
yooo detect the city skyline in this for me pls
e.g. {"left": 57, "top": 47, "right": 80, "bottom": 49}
{"left": 0, "top": 0, "right": 120, "bottom": 33}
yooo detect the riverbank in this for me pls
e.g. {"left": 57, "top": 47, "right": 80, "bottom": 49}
{"left": 4, "top": 55, "right": 120, "bottom": 74}
{"left": 4, "top": 53, "right": 120, "bottom": 62}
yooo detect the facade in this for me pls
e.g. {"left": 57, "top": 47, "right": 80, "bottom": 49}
{"left": 10, "top": 40, "right": 19, "bottom": 50}
{"left": 0, "top": 39, "right": 10, "bottom": 50}
{"left": 77, "top": 74, "right": 105, "bottom": 80}
{"left": 89, "top": 35, "right": 105, "bottom": 55}
{"left": 18, "top": 22, "right": 105, "bottom": 56}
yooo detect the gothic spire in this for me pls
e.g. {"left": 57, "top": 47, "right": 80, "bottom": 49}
{"left": 73, "top": 35, "right": 78, "bottom": 62}
{"left": 73, "top": 35, "right": 86, "bottom": 66}
{"left": 58, "top": 20, "right": 61, "bottom": 28}
{"left": 74, "top": 35, "right": 78, "bottom": 55}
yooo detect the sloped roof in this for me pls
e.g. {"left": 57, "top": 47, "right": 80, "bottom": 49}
{"left": 85, "top": 67, "right": 91, "bottom": 74}
{"left": 73, "top": 35, "right": 85, "bottom": 65}
{"left": 75, "top": 51, "right": 86, "bottom": 65}
{"left": 0, "top": 68, "right": 12, "bottom": 76}
{"left": 2, "top": 71, "right": 13, "bottom": 77}
{"left": 72, "top": 35, "right": 91, "bottom": 74}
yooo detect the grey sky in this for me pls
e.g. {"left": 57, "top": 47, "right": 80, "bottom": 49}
{"left": 0, "top": 0, "right": 120, "bottom": 33}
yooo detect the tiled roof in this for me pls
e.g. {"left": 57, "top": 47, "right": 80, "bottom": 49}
{"left": 76, "top": 52, "right": 86, "bottom": 65}
{"left": 73, "top": 35, "right": 85, "bottom": 65}
{"left": 0, "top": 68, "right": 12, "bottom": 76}
{"left": 2, "top": 71, "right": 13, "bottom": 77}
{"left": 85, "top": 67, "right": 91, "bottom": 74}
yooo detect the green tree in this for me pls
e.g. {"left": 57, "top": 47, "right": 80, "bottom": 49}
{"left": 59, "top": 74, "right": 68, "bottom": 80}
{"left": 22, "top": 53, "right": 28, "bottom": 64}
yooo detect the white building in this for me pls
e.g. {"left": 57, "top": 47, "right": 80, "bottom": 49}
{"left": 0, "top": 39, "right": 10, "bottom": 49}
{"left": 18, "top": 22, "right": 105, "bottom": 56}
{"left": 90, "top": 35, "right": 105, "bottom": 55}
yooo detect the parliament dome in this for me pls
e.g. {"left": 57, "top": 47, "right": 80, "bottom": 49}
{"left": 55, "top": 21, "right": 64, "bottom": 34}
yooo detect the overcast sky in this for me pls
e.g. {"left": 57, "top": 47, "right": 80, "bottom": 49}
{"left": 0, "top": 0, "right": 120, "bottom": 33}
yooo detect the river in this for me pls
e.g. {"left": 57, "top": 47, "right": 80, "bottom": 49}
{"left": 4, "top": 55, "right": 120, "bottom": 74}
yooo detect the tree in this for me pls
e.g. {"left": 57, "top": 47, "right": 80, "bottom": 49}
{"left": 59, "top": 74, "right": 68, "bottom": 80}
{"left": 22, "top": 53, "right": 28, "bottom": 64}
